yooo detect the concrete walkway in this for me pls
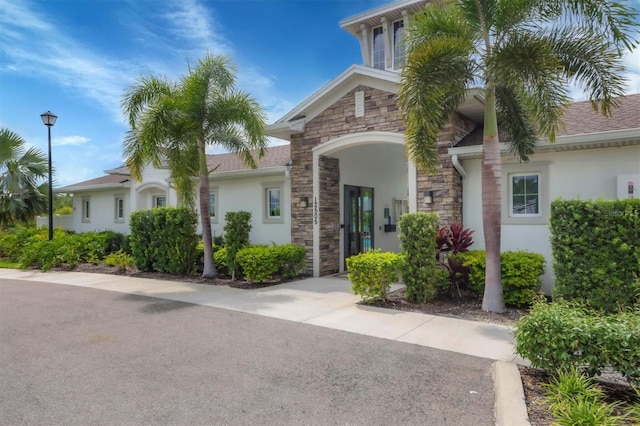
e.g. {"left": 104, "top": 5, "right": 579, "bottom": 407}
{"left": 0, "top": 269, "right": 531, "bottom": 425}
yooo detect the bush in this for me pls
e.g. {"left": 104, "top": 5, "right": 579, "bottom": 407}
{"left": 130, "top": 207, "right": 198, "bottom": 275}
{"left": 224, "top": 211, "right": 252, "bottom": 280}
{"left": 459, "top": 250, "right": 545, "bottom": 307}
{"left": 102, "top": 250, "right": 135, "bottom": 270}
{"left": 514, "top": 299, "right": 640, "bottom": 385}
{"left": 436, "top": 223, "right": 474, "bottom": 295}
{"left": 236, "top": 245, "right": 278, "bottom": 283}
{"left": 550, "top": 199, "right": 640, "bottom": 312}
{"left": 398, "top": 213, "right": 448, "bottom": 303}
{"left": 271, "top": 244, "right": 306, "bottom": 279}
{"left": 213, "top": 247, "right": 230, "bottom": 277}
{"left": 346, "top": 250, "right": 402, "bottom": 301}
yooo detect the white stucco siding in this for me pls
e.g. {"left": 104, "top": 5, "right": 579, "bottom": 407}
{"left": 71, "top": 189, "right": 131, "bottom": 234}
{"left": 336, "top": 143, "right": 409, "bottom": 255}
{"left": 460, "top": 144, "right": 640, "bottom": 294}
{"left": 201, "top": 174, "right": 291, "bottom": 246}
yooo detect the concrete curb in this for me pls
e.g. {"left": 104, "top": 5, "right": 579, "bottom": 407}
{"left": 493, "top": 361, "right": 531, "bottom": 426}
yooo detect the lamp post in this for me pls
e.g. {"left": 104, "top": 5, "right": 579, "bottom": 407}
{"left": 40, "top": 111, "right": 58, "bottom": 240}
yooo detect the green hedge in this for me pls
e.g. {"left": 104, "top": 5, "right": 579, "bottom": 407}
{"left": 224, "top": 211, "right": 252, "bottom": 279}
{"left": 514, "top": 299, "right": 640, "bottom": 385}
{"left": 346, "top": 250, "right": 402, "bottom": 301}
{"left": 130, "top": 207, "right": 198, "bottom": 275}
{"left": 5, "top": 228, "right": 129, "bottom": 271}
{"left": 398, "top": 213, "right": 449, "bottom": 302}
{"left": 235, "top": 244, "right": 306, "bottom": 283}
{"left": 459, "top": 250, "right": 545, "bottom": 307}
{"left": 550, "top": 199, "right": 640, "bottom": 312}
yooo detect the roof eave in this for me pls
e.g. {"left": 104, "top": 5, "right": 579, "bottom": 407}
{"left": 55, "top": 181, "right": 131, "bottom": 194}
{"left": 448, "top": 128, "right": 640, "bottom": 159}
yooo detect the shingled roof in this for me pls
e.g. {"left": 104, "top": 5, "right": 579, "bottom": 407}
{"left": 456, "top": 93, "right": 640, "bottom": 147}
{"left": 57, "top": 144, "right": 291, "bottom": 192}
{"left": 206, "top": 144, "right": 290, "bottom": 173}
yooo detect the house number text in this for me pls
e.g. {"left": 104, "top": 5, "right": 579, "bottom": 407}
{"left": 314, "top": 196, "right": 318, "bottom": 225}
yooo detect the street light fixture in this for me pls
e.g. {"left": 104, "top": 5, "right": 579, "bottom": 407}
{"left": 40, "top": 111, "right": 58, "bottom": 240}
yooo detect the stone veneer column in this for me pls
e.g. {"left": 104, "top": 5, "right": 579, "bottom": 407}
{"left": 416, "top": 112, "right": 475, "bottom": 225}
{"left": 318, "top": 155, "right": 340, "bottom": 275}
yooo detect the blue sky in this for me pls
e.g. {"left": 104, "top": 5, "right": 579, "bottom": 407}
{"left": 1, "top": 0, "right": 639, "bottom": 187}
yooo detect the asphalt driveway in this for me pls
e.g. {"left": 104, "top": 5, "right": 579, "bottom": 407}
{"left": 0, "top": 279, "right": 495, "bottom": 425}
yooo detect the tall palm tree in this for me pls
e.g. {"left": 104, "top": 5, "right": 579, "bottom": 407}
{"left": 0, "top": 128, "right": 48, "bottom": 228}
{"left": 122, "top": 53, "right": 267, "bottom": 278}
{"left": 398, "top": 0, "right": 637, "bottom": 312}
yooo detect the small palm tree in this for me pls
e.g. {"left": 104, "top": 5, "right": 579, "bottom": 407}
{"left": 398, "top": 0, "right": 637, "bottom": 312}
{"left": 122, "top": 53, "right": 267, "bottom": 278}
{"left": 0, "top": 128, "right": 48, "bottom": 228}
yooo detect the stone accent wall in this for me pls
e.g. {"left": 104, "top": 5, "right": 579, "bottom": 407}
{"left": 289, "top": 84, "right": 473, "bottom": 274}
{"left": 318, "top": 155, "right": 340, "bottom": 275}
{"left": 416, "top": 112, "right": 475, "bottom": 225}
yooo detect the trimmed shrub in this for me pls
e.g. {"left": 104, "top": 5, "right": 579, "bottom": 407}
{"left": 550, "top": 199, "right": 640, "bottom": 312}
{"left": 130, "top": 207, "right": 198, "bottom": 275}
{"left": 346, "top": 249, "right": 402, "bottom": 301}
{"left": 236, "top": 245, "right": 278, "bottom": 283}
{"left": 213, "top": 247, "right": 230, "bottom": 276}
{"left": 398, "top": 213, "right": 449, "bottom": 303}
{"left": 514, "top": 299, "right": 640, "bottom": 385}
{"left": 224, "top": 211, "right": 252, "bottom": 280}
{"left": 102, "top": 250, "right": 135, "bottom": 270}
{"left": 459, "top": 250, "right": 545, "bottom": 307}
{"left": 271, "top": 244, "right": 306, "bottom": 279}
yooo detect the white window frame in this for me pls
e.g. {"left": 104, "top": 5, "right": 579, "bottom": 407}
{"left": 208, "top": 187, "right": 218, "bottom": 224}
{"left": 392, "top": 19, "right": 405, "bottom": 70}
{"left": 262, "top": 181, "right": 284, "bottom": 224}
{"left": 510, "top": 173, "right": 540, "bottom": 217}
{"left": 114, "top": 195, "right": 125, "bottom": 223}
{"left": 501, "top": 162, "right": 550, "bottom": 225}
{"left": 372, "top": 26, "right": 385, "bottom": 70}
{"left": 153, "top": 194, "right": 166, "bottom": 208}
{"left": 81, "top": 197, "right": 91, "bottom": 223}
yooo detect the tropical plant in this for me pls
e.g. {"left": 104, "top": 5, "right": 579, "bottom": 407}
{"left": 398, "top": 0, "right": 637, "bottom": 312}
{"left": 436, "top": 223, "right": 474, "bottom": 296}
{"left": 0, "top": 128, "right": 49, "bottom": 228}
{"left": 121, "top": 53, "right": 267, "bottom": 278}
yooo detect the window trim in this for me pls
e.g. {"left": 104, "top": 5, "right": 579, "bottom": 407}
{"left": 392, "top": 19, "right": 405, "bottom": 70}
{"left": 153, "top": 194, "right": 167, "bottom": 208}
{"left": 501, "top": 162, "right": 550, "bottom": 225}
{"left": 208, "top": 187, "right": 218, "bottom": 224}
{"left": 114, "top": 195, "right": 125, "bottom": 223}
{"left": 509, "top": 173, "right": 540, "bottom": 218}
{"left": 372, "top": 26, "right": 385, "bottom": 70}
{"left": 81, "top": 197, "right": 91, "bottom": 223}
{"left": 262, "top": 181, "right": 285, "bottom": 224}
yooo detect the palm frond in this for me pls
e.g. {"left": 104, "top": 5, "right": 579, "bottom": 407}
{"left": 121, "top": 75, "right": 173, "bottom": 128}
{"left": 495, "top": 86, "right": 538, "bottom": 161}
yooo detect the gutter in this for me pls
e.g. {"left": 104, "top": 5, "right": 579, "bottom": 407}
{"left": 451, "top": 154, "right": 467, "bottom": 179}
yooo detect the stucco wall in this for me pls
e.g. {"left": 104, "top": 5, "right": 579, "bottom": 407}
{"left": 71, "top": 189, "right": 131, "bottom": 234}
{"left": 460, "top": 144, "right": 640, "bottom": 294}
{"left": 204, "top": 173, "right": 291, "bottom": 246}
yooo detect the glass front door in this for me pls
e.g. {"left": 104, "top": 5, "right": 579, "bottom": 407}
{"left": 344, "top": 185, "right": 374, "bottom": 268}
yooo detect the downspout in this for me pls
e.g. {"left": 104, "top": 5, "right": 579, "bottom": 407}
{"left": 451, "top": 154, "right": 467, "bottom": 179}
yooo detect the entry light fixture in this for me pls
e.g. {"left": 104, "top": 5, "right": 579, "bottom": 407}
{"left": 300, "top": 196, "right": 309, "bottom": 208}
{"left": 424, "top": 190, "right": 434, "bottom": 204}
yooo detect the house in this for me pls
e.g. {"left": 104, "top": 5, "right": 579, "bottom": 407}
{"left": 263, "top": 0, "right": 640, "bottom": 292}
{"left": 54, "top": 145, "right": 292, "bottom": 246}
{"left": 54, "top": 0, "right": 639, "bottom": 293}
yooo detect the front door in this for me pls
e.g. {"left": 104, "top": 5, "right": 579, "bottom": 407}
{"left": 344, "top": 185, "right": 374, "bottom": 268}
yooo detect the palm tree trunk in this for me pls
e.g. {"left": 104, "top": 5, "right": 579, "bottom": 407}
{"left": 199, "top": 142, "right": 217, "bottom": 278}
{"left": 481, "top": 84, "right": 506, "bottom": 313}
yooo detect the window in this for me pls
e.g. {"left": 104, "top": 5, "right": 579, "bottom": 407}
{"left": 262, "top": 182, "right": 285, "bottom": 224}
{"left": 81, "top": 198, "right": 90, "bottom": 223}
{"left": 115, "top": 196, "right": 125, "bottom": 222}
{"left": 372, "top": 26, "right": 385, "bottom": 70}
{"left": 510, "top": 174, "right": 539, "bottom": 216}
{"left": 268, "top": 188, "right": 281, "bottom": 218}
{"left": 393, "top": 20, "right": 405, "bottom": 69}
{"left": 502, "top": 162, "right": 549, "bottom": 225}
{"left": 208, "top": 188, "right": 218, "bottom": 223}
{"left": 153, "top": 195, "right": 166, "bottom": 208}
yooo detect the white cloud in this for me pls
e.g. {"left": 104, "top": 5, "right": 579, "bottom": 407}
{"left": 53, "top": 135, "right": 90, "bottom": 146}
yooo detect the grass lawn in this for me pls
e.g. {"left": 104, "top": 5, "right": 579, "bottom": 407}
{"left": 0, "top": 260, "right": 20, "bottom": 268}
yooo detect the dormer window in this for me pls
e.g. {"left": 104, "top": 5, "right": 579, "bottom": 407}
{"left": 372, "top": 26, "right": 385, "bottom": 70}
{"left": 393, "top": 20, "right": 406, "bottom": 69}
